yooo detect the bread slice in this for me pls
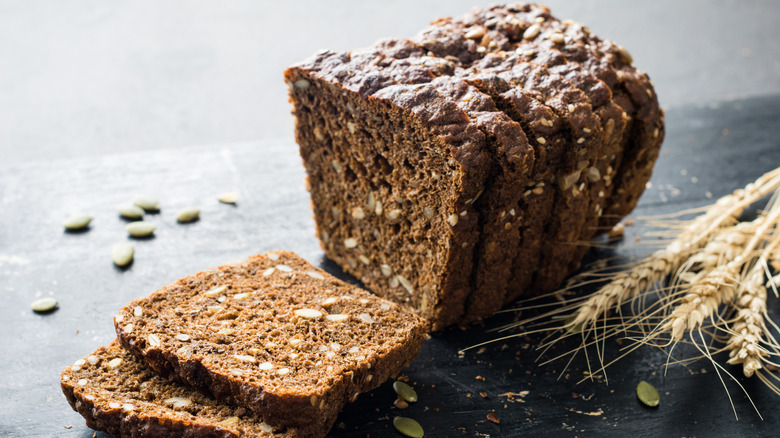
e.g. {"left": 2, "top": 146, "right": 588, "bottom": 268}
{"left": 113, "top": 251, "right": 427, "bottom": 431}
{"left": 286, "top": 4, "right": 662, "bottom": 326}
{"left": 285, "top": 52, "right": 492, "bottom": 329}
{"left": 61, "top": 341, "right": 306, "bottom": 438}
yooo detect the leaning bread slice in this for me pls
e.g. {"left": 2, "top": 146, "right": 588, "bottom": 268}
{"left": 61, "top": 341, "right": 305, "bottom": 438}
{"left": 114, "top": 251, "right": 427, "bottom": 432}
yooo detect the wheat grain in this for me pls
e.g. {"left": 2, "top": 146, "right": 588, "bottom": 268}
{"left": 726, "top": 268, "right": 768, "bottom": 377}
{"left": 663, "top": 263, "right": 739, "bottom": 341}
{"left": 686, "top": 221, "right": 754, "bottom": 273}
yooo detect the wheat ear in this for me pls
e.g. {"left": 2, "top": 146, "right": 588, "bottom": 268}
{"left": 663, "top": 200, "right": 780, "bottom": 341}
{"left": 564, "top": 168, "right": 780, "bottom": 330}
{"left": 726, "top": 267, "right": 769, "bottom": 377}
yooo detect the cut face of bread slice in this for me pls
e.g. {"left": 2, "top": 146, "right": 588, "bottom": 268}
{"left": 114, "top": 251, "right": 427, "bottom": 431}
{"left": 61, "top": 341, "right": 304, "bottom": 438}
{"left": 301, "top": 39, "right": 537, "bottom": 327}
{"left": 285, "top": 50, "right": 492, "bottom": 329}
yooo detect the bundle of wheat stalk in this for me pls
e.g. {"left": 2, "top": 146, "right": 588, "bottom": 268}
{"left": 476, "top": 166, "right": 780, "bottom": 412}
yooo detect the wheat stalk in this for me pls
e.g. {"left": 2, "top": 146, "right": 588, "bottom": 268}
{"left": 662, "top": 198, "right": 780, "bottom": 342}
{"left": 563, "top": 168, "right": 780, "bottom": 332}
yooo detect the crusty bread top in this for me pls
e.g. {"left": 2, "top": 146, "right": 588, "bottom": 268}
{"left": 114, "top": 251, "right": 427, "bottom": 430}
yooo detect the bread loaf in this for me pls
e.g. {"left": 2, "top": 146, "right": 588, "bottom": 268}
{"left": 285, "top": 3, "right": 663, "bottom": 328}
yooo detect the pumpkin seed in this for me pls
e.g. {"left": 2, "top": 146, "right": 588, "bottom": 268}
{"left": 125, "top": 221, "right": 156, "bottom": 237}
{"left": 176, "top": 207, "right": 200, "bottom": 223}
{"left": 63, "top": 214, "right": 93, "bottom": 231}
{"left": 116, "top": 203, "right": 144, "bottom": 220}
{"left": 392, "top": 417, "right": 423, "bottom": 438}
{"left": 393, "top": 381, "right": 418, "bottom": 403}
{"left": 111, "top": 242, "right": 135, "bottom": 267}
{"left": 218, "top": 192, "right": 239, "bottom": 204}
{"left": 133, "top": 195, "right": 160, "bottom": 212}
{"left": 636, "top": 380, "right": 660, "bottom": 407}
{"left": 31, "top": 297, "right": 58, "bottom": 313}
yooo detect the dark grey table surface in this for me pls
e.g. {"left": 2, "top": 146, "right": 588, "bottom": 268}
{"left": 2, "top": 94, "right": 780, "bottom": 437}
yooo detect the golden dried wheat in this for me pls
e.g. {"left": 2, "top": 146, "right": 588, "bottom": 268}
{"left": 563, "top": 168, "right": 780, "bottom": 331}
{"left": 726, "top": 267, "right": 768, "bottom": 377}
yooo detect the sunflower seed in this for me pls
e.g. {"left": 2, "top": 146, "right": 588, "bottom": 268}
{"left": 205, "top": 285, "right": 228, "bottom": 295}
{"left": 111, "top": 242, "right": 135, "bottom": 267}
{"left": 393, "top": 417, "right": 424, "bottom": 438}
{"left": 116, "top": 203, "right": 144, "bottom": 220}
{"left": 636, "top": 380, "right": 660, "bottom": 407}
{"left": 295, "top": 308, "right": 322, "bottom": 319}
{"left": 164, "top": 397, "right": 192, "bottom": 408}
{"left": 393, "top": 381, "right": 418, "bottom": 403}
{"left": 63, "top": 214, "right": 93, "bottom": 231}
{"left": 176, "top": 207, "right": 200, "bottom": 223}
{"left": 31, "top": 297, "right": 58, "bottom": 313}
{"left": 125, "top": 221, "right": 156, "bottom": 237}
{"left": 217, "top": 416, "right": 239, "bottom": 426}
{"left": 218, "top": 192, "right": 239, "bottom": 204}
{"left": 133, "top": 195, "right": 160, "bottom": 211}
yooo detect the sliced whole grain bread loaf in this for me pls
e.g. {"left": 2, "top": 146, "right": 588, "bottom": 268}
{"left": 287, "top": 3, "right": 662, "bottom": 327}
{"left": 114, "top": 251, "right": 427, "bottom": 431}
{"left": 61, "top": 341, "right": 308, "bottom": 438}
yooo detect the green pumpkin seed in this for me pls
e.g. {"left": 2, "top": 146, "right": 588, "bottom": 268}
{"left": 125, "top": 221, "right": 156, "bottom": 237}
{"left": 133, "top": 195, "right": 160, "bottom": 212}
{"left": 393, "top": 417, "right": 423, "bottom": 438}
{"left": 636, "top": 380, "right": 660, "bottom": 407}
{"left": 63, "top": 214, "right": 93, "bottom": 230}
{"left": 176, "top": 207, "right": 200, "bottom": 223}
{"left": 116, "top": 203, "right": 145, "bottom": 220}
{"left": 112, "top": 242, "right": 135, "bottom": 267}
{"left": 393, "top": 381, "right": 418, "bottom": 403}
{"left": 218, "top": 192, "right": 239, "bottom": 204}
{"left": 31, "top": 297, "right": 58, "bottom": 313}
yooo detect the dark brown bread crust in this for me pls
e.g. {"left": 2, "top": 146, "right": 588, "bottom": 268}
{"left": 286, "top": 51, "right": 491, "bottom": 329}
{"left": 61, "top": 341, "right": 303, "bottom": 438}
{"left": 114, "top": 251, "right": 427, "bottom": 431}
